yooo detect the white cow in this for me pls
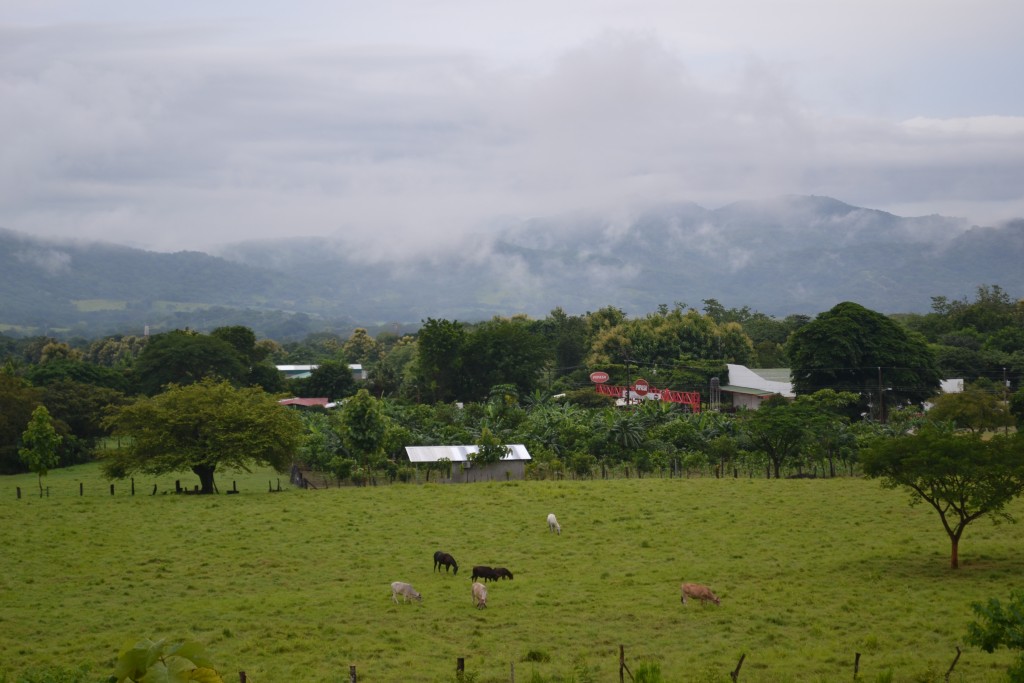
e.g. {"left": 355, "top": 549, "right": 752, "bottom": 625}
{"left": 472, "top": 581, "right": 488, "bottom": 609}
{"left": 547, "top": 513, "right": 561, "bottom": 535}
{"left": 391, "top": 581, "right": 422, "bottom": 604}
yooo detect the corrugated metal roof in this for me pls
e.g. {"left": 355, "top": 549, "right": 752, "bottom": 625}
{"left": 405, "top": 444, "right": 532, "bottom": 463}
{"left": 719, "top": 385, "right": 776, "bottom": 397}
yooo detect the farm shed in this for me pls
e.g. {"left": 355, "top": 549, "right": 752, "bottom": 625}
{"left": 404, "top": 444, "right": 532, "bottom": 483}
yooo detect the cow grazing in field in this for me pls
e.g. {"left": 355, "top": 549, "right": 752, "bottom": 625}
{"left": 680, "top": 582, "right": 720, "bottom": 606}
{"left": 390, "top": 581, "right": 422, "bottom": 604}
{"left": 493, "top": 567, "right": 514, "bottom": 580}
{"left": 472, "top": 565, "right": 500, "bottom": 582}
{"left": 472, "top": 581, "right": 488, "bottom": 609}
{"left": 433, "top": 551, "right": 459, "bottom": 575}
{"left": 547, "top": 513, "right": 561, "bottom": 535}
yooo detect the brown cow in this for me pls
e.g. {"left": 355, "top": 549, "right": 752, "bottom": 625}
{"left": 681, "top": 582, "right": 720, "bottom": 606}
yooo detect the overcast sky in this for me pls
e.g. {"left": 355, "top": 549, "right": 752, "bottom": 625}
{"left": 3, "top": 0, "right": 1023, "bottom": 255}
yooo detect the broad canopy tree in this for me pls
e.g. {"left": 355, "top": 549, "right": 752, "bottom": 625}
{"left": 862, "top": 429, "right": 1024, "bottom": 569}
{"left": 102, "top": 379, "right": 304, "bottom": 494}
{"left": 787, "top": 302, "right": 941, "bottom": 419}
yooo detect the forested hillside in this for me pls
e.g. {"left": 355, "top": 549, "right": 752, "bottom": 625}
{"left": 3, "top": 196, "right": 1024, "bottom": 339}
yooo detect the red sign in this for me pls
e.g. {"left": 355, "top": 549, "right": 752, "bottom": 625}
{"left": 633, "top": 379, "right": 650, "bottom": 396}
{"left": 590, "top": 371, "right": 609, "bottom": 384}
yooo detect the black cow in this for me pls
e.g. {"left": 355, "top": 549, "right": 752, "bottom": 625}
{"left": 471, "top": 565, "right": 500, "bottom": 582}
{"left": 493, "top": 567, "right": 514, "bottom": 580}
{"left": 433, "top": 550, "right": 459, "bottom": 575}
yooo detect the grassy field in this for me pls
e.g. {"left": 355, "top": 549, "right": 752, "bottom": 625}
{"left": 1, "top": 465, "right": 1021, "bottom": 682}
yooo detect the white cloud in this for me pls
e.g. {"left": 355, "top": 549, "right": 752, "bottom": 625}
{"left": 1, "top": 2, "right": 1023, "bottom": 253}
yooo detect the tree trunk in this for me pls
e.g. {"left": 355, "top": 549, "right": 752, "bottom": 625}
{"left": 950, "top": 533, "right": 960, "bottom": 569}
{"left": 192, "top": 465, "right": 216, "bottom": 494}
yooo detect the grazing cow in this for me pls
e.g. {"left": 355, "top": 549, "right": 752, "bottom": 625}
{"left": 680, "top": 582, "right": 720, "bottom": 606}
{"left": 390, "top": 581, "right": 422, "bottom": 604}
{"left": 493, "top": 567, "right": 514, "bottom": 580}
{"left": 472, "top": 581, "right": 488, "bottom": 609}
{"left": 547, "top": 513, "right": 561, "bottom": 535}
{"left": 434, "top": 551, "right": 459, "bottom": 575}
{"left": 471, "top": 565, "right": 500, "bottom": 582}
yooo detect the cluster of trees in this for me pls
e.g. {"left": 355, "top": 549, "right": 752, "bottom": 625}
{"left": 3, "top": 288, "right": 1024, "bottom": 571}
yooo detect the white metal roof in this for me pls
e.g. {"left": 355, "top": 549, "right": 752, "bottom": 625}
{"left": 405, "top": 444, "right": 532, "bottom": 463}
{"left": 726, "top": 364, "right": 795, "bottom": 398}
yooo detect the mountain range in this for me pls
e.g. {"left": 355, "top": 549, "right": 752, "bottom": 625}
{"left": 3, "top": 195, "right": 1022, "bottom": 340}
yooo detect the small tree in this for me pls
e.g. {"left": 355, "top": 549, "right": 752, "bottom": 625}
{"left": 19, "top": 405, "right": 63, "bottom": 496}
{"left": 966, "top": 589, "right": 1024, "bottom": 682}
{"left": 862, "top": 429, "right": 1024, "bottom": 569}
{"left": 472, "top": 426, "right": 509, "bottom": 466}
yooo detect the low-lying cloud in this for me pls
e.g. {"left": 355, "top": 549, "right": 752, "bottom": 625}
{"left": 1, "top": 21, "right": 1023, "bottom": 257}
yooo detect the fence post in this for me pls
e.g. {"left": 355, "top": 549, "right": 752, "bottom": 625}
{"left": 619, "top": 645, "right": 633, "bottom": 682}
{"left": 854, "top": 652, "right": 860, "bottom": 679}
{"left": 16, "top": 486, "right": 20, "bottom": 499}
{"left": 152, "top": 484, "right": 157, "bottom": 495}
{"left": 730, "top": 653, "right": 746, "bottom": 681}
{"left": 510, "top": 660, "right": 514, "bottom": 683}
{"left": 349, "top": 664, "right": 357, "bottom": 682}
{"left": 945, "top": 646, "right": 962, "bottom": 682}
{"left": 80, "top": 482, "right": 83, "bottom": 496}
{"left": 110, "top": 483, "right": 115, "bottom": 496}
{"left": 239, "top": 672, "right": 246, "bottom": 683}
{"left": 456, "top": 657, "right": 465, "bottom": 681}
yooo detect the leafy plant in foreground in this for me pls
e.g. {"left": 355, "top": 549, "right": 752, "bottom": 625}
{"left": 966, "top": 589, "right": 1024, "bottom": 682}
{"left": 110, "top": 638, "right": 224, "bottom": 683}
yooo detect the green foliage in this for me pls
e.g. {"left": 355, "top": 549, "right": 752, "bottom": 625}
{"left": 301, "top": 359, "right": 356, "bottom": 401}
{"left": 472, "top": 426, "right": 509, "bottom": 465}
{"left": 19, "top": 405, "right": 62, "bottom": 496}
{"left": 926, "top": 386, "right": 1015, "bottom": 432}
{"left": 787, "top": 301, "right": 942, "bottom": 414}
{"left": 102, "top": 379, "right": 304, "bottom": 493}
{"left": 413, "top": 317, "right": 466, "bottom": 403}
{"left": 0, "top": 372, "right": 43, "bottom": 474}
{"left": 111, "top": 638, "right": 223, "bottom": 683}
{"left": 863, "top": 429, "right": 1024, "bottom": 568}
{"left": 132, "top": 331, "right": 247, "bottom": 396}
{"left": 338, "top": 389, "right": 388, "bottom": 466}
{"left": 966, "top": 589, "right": 1024, "bottom": 682}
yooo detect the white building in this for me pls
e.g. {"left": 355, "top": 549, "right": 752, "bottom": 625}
{"left": 404, "top": 444, "right": 532, "bottom": 483}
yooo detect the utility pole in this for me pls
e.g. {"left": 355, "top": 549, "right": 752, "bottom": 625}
{"left": 625, "top": 357, "right": 632, "bottom": 407}
{"left": 878, "top": 366, "right": 885, "bottom": 424}
{"left": 1005, "top": 367, "right": 1010, "bottom": 435}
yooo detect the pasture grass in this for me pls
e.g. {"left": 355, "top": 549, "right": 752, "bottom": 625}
{"left": 1, "top": 465, "right": 1022, "bottom": 682}
{"left": 71, "top": 300, "right": 127, "bottom": 312}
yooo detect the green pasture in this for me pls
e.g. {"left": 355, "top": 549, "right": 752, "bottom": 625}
{"left": 1, "top": 465, "right": 1021, "bottom": 682}
{"left": 72, "top": 300, "right": 128, "bottom": 312}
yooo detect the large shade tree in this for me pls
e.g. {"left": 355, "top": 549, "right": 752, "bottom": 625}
{"left": 862, "top": 429, "right": 1024, "bottom": 569}
{"left": 102, "top": 379, "right": 304, "bottom": 494}
{"left": 787, "top": 301, "right": 942, "bottom": 418}
{"left": 132, "top": 330, "right": 248, "bottom": 395}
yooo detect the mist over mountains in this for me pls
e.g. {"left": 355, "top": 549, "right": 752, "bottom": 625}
{"left": 3, "top": 196, "right": 1022, "bottom": 340}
